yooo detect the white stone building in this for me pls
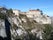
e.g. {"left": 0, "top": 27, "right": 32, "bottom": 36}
{"left": 26, "top": 10, "right": 41, "bottom": 18}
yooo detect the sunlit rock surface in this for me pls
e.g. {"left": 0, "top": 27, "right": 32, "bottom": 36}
{"left": 7, "top": 14, "right": 45, "bottom": 40}
{"left": 0, "top": 20, "right": 7, "bottom": 38}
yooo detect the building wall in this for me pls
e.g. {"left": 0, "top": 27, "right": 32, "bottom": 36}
{"left": 26, "top": 10, "right": 41, "bottom": 18}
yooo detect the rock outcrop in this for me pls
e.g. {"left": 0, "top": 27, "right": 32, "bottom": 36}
{"left": 0, "top": 7, "right": 52, "bottom": 40}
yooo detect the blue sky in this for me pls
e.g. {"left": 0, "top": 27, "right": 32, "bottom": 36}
{"left": 0, "top": 0, "right": 53, "bottom": 16}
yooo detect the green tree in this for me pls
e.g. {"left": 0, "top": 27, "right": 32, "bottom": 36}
{"left": 36, "top": 9, "right": 40, "bottom": 11}
{"left": 0, "top": 13, "right": 6, "bottom": 19}
{"left": 7, "top": 9, "right": 13, "bottom": 17}
{"left": 40, "top": 10, "right": 43, "bottom": 15}
{"left": 43, "top": 24, "right": 53, "bottom": 40}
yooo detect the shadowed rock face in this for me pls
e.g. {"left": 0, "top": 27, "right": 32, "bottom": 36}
{"left": 0, "top": 18, "right": 11, "bottom": 40}
{"left": 5, "top": 18, "right": 11, "bottom": 40}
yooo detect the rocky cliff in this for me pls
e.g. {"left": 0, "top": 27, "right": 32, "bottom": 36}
{"left": 0, "top": 7, "right": 53, "bottom": 40}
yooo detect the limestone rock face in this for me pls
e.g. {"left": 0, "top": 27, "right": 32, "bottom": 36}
{"left": 7, "top": 14, "right": 45, "bottom": 40}
{"left": 13, "top": 9, "right": 51, "bottom": 24}
{"left": 0, "top": 19, "right": 7, "bottom": 38}
{"left": 0, "top": 13, "right": 49, "bottom": 40}
{"left": 0, "top": 7, "right": 52, "bottom": 40}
